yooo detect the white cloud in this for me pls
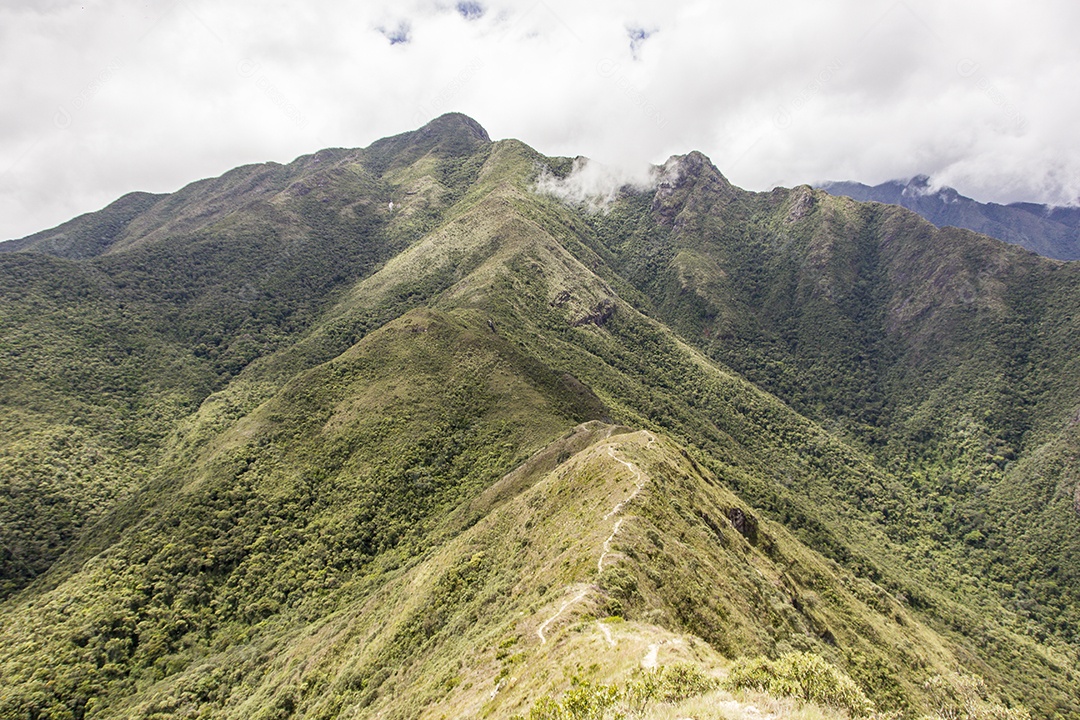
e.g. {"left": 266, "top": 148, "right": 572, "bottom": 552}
{"left": 534, "top": 156, "right": 674, "bottom": 212}
{"left": 2, "top": 0, "right": 1079, "bottom": 240}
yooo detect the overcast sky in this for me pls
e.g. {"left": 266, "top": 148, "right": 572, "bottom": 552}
{"left": 2, "top": 0, "right": 1078, "bottom": 240}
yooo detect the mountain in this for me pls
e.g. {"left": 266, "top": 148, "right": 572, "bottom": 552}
{"left": 1, "top": 114, "right": 1078, "bottom": 720}
{"left": 818, "top": 176, "right": 1080, "bottom": 261}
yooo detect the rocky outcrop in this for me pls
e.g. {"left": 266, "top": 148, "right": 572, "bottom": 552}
{"left": 571, "top": 298, "right": 616, "bottom": 327}
{"left": 728, "top": 507, "right": 759, "bottom": 544}
{"left": 651, "top": 150, "right": 739, "bottom": 230}
{"left": 785, "top": 185, "right": 817, "bottom": 223}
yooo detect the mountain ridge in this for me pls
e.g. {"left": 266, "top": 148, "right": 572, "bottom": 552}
{"left": 1, "top": 113, "right": 1077, "bottom": 719}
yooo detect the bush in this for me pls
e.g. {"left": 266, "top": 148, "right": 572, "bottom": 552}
{"left": 516, "top": 664, "right": 719, "bottom": 720}
{"left": 921, "top": 674, "right": 1031, "bottom": 720}
{"left": 725, "top": 652, "right": 874, "bottom": 716}
{"left": 623, "top": 663, "right": 718, "bottom": 713}
{"left": 514, "top": 677, "right": 622, "bottom": 720}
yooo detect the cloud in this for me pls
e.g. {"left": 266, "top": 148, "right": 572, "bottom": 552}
{"left": 534, "top": 156, "right": 668, "bottom": 212}
{"left": 900, "top": 175, "right": 939, "bottom": 198}
{"left": 2, "top": 0, "right": 1079, "bottom": 240}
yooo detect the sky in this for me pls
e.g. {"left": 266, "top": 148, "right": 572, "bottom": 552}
{"left": 2, "top": 0, "right": 1079, "bottom": 240}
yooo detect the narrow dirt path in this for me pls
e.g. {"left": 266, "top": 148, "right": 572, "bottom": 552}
{"left": 602, "top": 448, "right": 646, "bottom": 520}
{"left": 598, "top": 443, "right": 649, "bottom": 571}
{"left": 536, "top": 433, "right": 653, "bottom": 645}
{"left": 596, "top": 620, "right": 616, "bottom": 648}
{"left": 598, "top": 518, "right": 624, "bottom": 573}
{"left": 537, "top": 587, "right": 590, "bottom": 644}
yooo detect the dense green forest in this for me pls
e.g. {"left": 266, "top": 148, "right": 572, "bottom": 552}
{"left": 0, "top": 114, "right": 1076, "bottom": 719}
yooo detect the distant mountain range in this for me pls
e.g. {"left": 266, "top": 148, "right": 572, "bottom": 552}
{"left": 818, "top": 176, "right": 1080, "bottom": 261}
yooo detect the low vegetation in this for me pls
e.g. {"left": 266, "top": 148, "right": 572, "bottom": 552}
{"left": 516, "top": 665, "right": 718, "bottom": 720}
{"left": 725, "top": 653, "right": 873, "bottom": 716}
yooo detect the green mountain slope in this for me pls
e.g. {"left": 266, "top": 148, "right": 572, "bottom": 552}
{"left": 113, "top": 426, "right": 972, "bottom": 720}
{"left": 1, "top": 114, "right": 1077, "bottom": 719}
{"left": 0, "top": 114, "right": 491, "bottom": 597}
{"left": 583, "top": 155, "right": 1080, "bottom": 645}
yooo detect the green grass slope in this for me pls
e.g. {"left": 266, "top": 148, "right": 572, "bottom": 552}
{"left": 0, "top": 306, "right": 606, "bottom": 718}
{"left": 1, "top": 417, "right": 1025, "bottom": 720}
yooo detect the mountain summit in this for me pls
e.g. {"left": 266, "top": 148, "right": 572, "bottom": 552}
{"left": 361, "top": 111, "right": 491, "bottom": 174}
{"left": 1, "top": 117, "right": 1078, "bottom": 719}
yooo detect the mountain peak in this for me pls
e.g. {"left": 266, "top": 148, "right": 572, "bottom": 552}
{"left": 362, "top": 112, "right": 491, "bottom": 175}
{"left": 418, "top": 112, "right": 490, "bottom": 143}
{"left": 907, "top": 174, "right": 932, "bottom": 188}
{"left": 677, "top": 150, "right": 726, "bottom": 182}
{"left": 654, "top": 150, "right": 733, "bottom": 196}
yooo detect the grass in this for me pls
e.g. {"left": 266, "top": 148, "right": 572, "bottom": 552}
{"left": 641, "top": 688, "right": 852, "bottom": 720}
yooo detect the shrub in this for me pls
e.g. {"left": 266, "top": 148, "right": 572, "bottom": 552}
{"left": 514, "top": 677, "right": 622, "bottom": 720}
{"left": 624, "top": 663, "right": 718, "bottom": 714}
{"left": 515, "top": 664, "right": 717, "bottom": 720}
{"left": 725, "top": 652, "right": 874, "bottom": 716}
{"left": 921, "top": 673, "right": 1031, "bottom": 720}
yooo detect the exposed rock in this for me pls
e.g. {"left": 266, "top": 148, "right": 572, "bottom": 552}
{"left": 571, "top": 298, "right": 616, "bottom": 327}
{"left": 728, "top": 507, "right": 758, "bottom": 544}
{"left": 785, "top": 185, "right": 816, "bottom": 223}
{"left": 550, "top": 289, "right": 572, "bottom": 307}
{"left": 650, "top": 150, "right": 737, "bottom": 227}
